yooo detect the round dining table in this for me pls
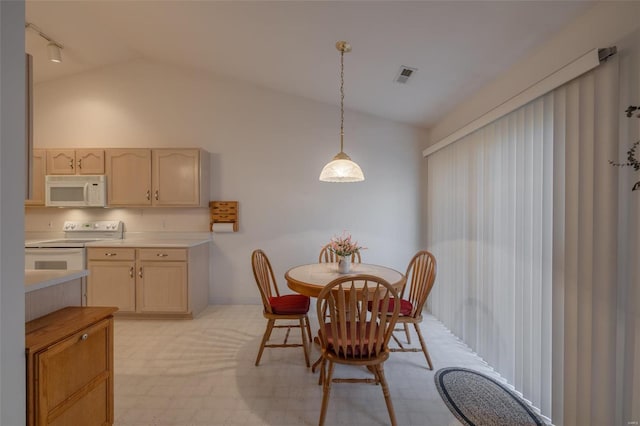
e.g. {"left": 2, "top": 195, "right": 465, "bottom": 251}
{"left": 285, "top": 262, "right": 406, "bottom": 298}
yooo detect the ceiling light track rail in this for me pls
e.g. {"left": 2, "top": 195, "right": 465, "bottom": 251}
{"left": 25, "top": 22, "right": 64, "bottom": 49}
{"left": 25, "top": 22, "right": 64, "bottom": 63}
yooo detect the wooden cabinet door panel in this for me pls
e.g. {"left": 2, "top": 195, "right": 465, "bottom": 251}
{"left": 152, "top": 149, "right": 200, "bottom": 206}
{"left": 76, "top": 149, "right": 104, "bottom": 175}
{"left": 87, "top": 261, "right": 136, "bottom": 313}
{"left": 49, "top": 379, "right": 110, "bottom": 426}
{"left": 47, "top": 150, "right": 75, "bottom": 175}
{"left": 26, "top": 149, "right": 45, "bottom": 206}
{"left": 138, "top": 262, "right": 187, "bottom": 313}
{"left": 37, "top": 319, "right": 110, "bottom": 418}
{"left": 106, "top": 149, "right": 151, "bottom": 206}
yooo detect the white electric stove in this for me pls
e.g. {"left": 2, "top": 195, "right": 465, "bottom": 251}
{"left": 25, "top": 220, "right": 123, "bottom": 270}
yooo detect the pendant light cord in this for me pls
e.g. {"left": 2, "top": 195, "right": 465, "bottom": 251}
{"left": 340, "top": 48, "right": 345, "bottom": 153}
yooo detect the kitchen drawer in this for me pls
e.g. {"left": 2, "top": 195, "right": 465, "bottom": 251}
{"left": 87, "top": 247, "right": 136, "bottom": 261}
{"left": 212, "top": 206, "right": 237, "bottom": 213}
{"left": 137, "top": 248, "right": 187, "bottom": 261}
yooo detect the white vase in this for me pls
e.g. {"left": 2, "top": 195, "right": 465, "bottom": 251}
{"left": 338, "top": 255, "right": 351, "bottom": 274}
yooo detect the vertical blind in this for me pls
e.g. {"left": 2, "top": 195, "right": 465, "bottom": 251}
{"left": 426, "top": 93, "right": 554, "bottom": 415}
{"left": 426, "top": 57, "right": 630, "bottom": 424}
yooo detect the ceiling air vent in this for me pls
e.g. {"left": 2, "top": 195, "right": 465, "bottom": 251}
{"left": 395, "top": 66, "right": 417, "bottom": 84}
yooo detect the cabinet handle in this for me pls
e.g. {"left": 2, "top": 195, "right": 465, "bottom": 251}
{"left": 156, "top": 253, "right": 169, "bottom": 257}
{"left": 139, "top": 267, "right": 143, "bottom": 278}
{"left": 80, "top": 333, "right": 88, "bottom": 341}
{"left": 69, "top": 159, "right": 74, "bottom": 169}
{"left": 154, "top": 190, "right": 159, "bottom": 200}
{"left": 146, "top": 190, "right": 151, "bottom": 200}
{"left": 105, "top": 252, "right": 117, "bottom": 257}
{"left": 77, "top": 158, "right": 82, "bottom": 169}
{"left": 129, "top": 266, "right": 134, "bottom": 278}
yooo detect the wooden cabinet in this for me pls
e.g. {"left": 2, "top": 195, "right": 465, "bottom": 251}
{"left": 87, "top": 248, "right": 136, "bottom": 313}
{"left": 105, "top": 148, "right": 209, "bottom": 207}
{"left": 47, "top": 149, "right": 105, "bottom": 175}
{"left": 87, "top": 244, "right": 208, "bottom": 318}
{"left": 138, "top": 248, "right": 188, "bottom": 313}
{"left": 25, "top": 148, "right": 45, "bottom": 206}
{"left": 105, "top": 149, "right": 152, "bottom": 206}
{"left": 26, "top": 306, "right": 117, "bottom": 426}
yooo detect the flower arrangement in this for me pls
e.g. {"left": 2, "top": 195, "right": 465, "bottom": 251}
{"left": 328, "top": 232, "right": 365, "bottom": 257}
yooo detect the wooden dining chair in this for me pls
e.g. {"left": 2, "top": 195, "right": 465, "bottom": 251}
{"left": 387, "top": 250, "right": 437, "bottom": 369}
{"left": 318, "top": 243, "right": 362, "bottom": 263}
{"left": 251, "top": 249, "right": 312, "bottom": 367}
{"left": 316, "top": 274, "right": 401, "bottom": 426}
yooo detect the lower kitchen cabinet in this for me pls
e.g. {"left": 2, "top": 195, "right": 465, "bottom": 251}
{"left": 25, "top": 306, "right": 117, "bottom": 426}
{"left": 87, "top": 249, "right": 136, "bottom": 313}
{"left": 86, "top": 244, "right": 209, "bottom": 318}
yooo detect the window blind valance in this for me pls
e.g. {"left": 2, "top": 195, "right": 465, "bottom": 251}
{"left": 423, "top": 48, "right": 611, "bottom": 158}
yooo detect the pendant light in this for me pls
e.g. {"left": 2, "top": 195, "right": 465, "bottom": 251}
{"left": 319, "top": 41, "right": 365, "bottom": 182}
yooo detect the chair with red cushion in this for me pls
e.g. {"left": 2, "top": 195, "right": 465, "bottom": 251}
{"left": 388, "top": 250, "right": 437, "bottom": 369}
{"left": 252, "top": 249, "right": 312, "bottom": 367}
{"left": 316, "top": 274, "right": 400, "bottom": 426}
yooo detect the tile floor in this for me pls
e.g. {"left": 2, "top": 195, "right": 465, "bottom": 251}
{"left": 113, "top": 305, "right": 499, "bottom": 426}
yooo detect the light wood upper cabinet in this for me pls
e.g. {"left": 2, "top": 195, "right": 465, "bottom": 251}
{"left": 76, "top": 149, "right": 105, "bottom": 174}
{"left": 105, "top": 149, "right": 152, "bottom": 206}
{"left": 106, "top": 148, "right": 208, "bottom": 207}
{"left": 25, "top": 148, "right": 45, "bottom": 206}
{"left": 153, "top": 149, "right": 202, "bottom": 206}
{"left": 47, "top": 149, "right": 104, "bottom": 175}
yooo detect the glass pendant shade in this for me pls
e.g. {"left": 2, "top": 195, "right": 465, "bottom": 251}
{"left": 319, "top": 152, "right": 365, "bottom": 182}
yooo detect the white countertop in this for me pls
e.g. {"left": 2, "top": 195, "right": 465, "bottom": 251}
{"left": 85, "top": 238, "right": 210, "bottom": 248}
{"left": 25, "top": 269, "right": 88, "bottom": 293}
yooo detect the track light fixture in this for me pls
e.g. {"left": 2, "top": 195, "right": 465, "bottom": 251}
{"left": 25, "top": 22, "right": 64, "bottom": 63}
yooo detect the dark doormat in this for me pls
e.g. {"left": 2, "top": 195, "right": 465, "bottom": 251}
{"left": 434, "top": 367, "right": 549, "bottom": 426}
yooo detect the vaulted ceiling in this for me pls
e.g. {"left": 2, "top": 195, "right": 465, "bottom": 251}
{"left": 26, "top": 1, "right": 594, "bottom": 128}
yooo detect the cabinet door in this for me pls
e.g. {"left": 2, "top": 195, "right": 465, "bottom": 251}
{"left": 152, "top": 149, "right": 200, "bottom": 206}
{"left": 137, "top": 261, "right": 188, "bottom": 313}
{"left": 25, "top": 149, "right": 45, "bottom": 206}
{"left": 105, "top": 149, "right": 151, "bottom": 206}
{"left": 87, "top": 261, "right": 136, "bottom": 313}
{"left": 47, "top": 149, "right": 75, "bottom": 175}
{"left": 76, "top": 149, "right": 104, "bottom": 175}
{"left": 37, "top": 318, "right": 113, "bottom": 426}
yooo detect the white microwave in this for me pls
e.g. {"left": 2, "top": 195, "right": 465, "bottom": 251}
{"left": 45, "top": 175, "right": 107, "bottom": 207}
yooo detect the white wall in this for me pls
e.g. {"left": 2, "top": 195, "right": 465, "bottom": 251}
{"left": 0, "top": 1, "right": 26, "bottom": 424}
{"left": 29, "top": 59, "right": 426, "bottom": 304}
{"left": 428, "top": 1, "right": 640, "bottom": 147}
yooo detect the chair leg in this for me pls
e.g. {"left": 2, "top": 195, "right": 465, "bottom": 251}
{"left": 403, "top": 323, "right": 411, "bottom": 344}
{"left": 375, "top": 364, "right": 397, "bottom": 426}
{"left": 318, "top": 357, "right": 326, "bottom": 385}
{"left": 391, "top": 332, "right": 405, "bottom": 349}
{"left": 299, "top": 317, "right": 310, "bottom": 367}
{"left": 319, "top": 361, "right": 334, "bottom": 426}
{"left": 413, "top": 322, "right": 433, "bottom": 370}
{"left": 305, "top": 315, "right": 313, "bottom": 343}
{"left": 255, "top": 319, "right": 275, "bottom": 366}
